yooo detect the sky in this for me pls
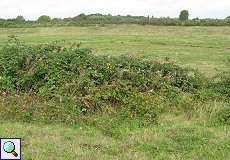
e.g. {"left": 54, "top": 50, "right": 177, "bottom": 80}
{"left": 0, "top": 0, "right": 229, "bottom": 20}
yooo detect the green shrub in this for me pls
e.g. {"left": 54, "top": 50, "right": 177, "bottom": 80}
{"left": 210, "top": 60, "right": 230, "bottom": 99}
{"left": 120, "top": 93, "right": 160, "bottom": 125}
{"left": 0, "top": 38, "right": 203, "bottom": 95}
{"left": 214, "top": 106, "right": 230, "bottom": 125}
{"left": 0, "top": 38, "right": 229, "bottom": 124}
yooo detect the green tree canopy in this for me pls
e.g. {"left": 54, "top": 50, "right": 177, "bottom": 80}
{"left": 225, "top": 16, "right": 230, "bottom": 23}
{"left": 37, "top": 15, "right": 51, "bottom": 23}
{"left": 73, "top": 13, "right": 87, "bottom": 20}
{"left": 179, "top": 10, "right": 189, "bottom": 21}
{"left": 15, "top": 16, "right": 25, "bottom": 22}
{"left": 51, "top": 18, "right": 62, "bottom": 23}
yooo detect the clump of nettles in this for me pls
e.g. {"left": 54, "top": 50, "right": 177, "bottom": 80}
{"left": 0, "top": 38, "right": 228, "bottom": 125}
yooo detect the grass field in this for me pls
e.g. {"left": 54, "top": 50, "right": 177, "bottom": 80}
{"left": 0, "top": 25, "right": 230, "bottom": 159}
{"left": 0, "top": 25, "right": 230, "bottom": 75}
{"left": 1, "top": 114, "right": 230, "bottom": 160}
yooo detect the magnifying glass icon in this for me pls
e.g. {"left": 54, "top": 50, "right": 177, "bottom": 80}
{"left": 3, "top": 141, "right": 18, "bottom": 157}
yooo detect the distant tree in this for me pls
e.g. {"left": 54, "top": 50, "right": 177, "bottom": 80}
{"left": 15, "top": 16, "right": 25, "bottom": 22}
{"left": 37, "top": 15, "right": 51, "bottom": 23}
{"left": 179, "top": 10, "right": 189, "bottom": 21}
{"left": 78, "top": 13, "right": 87, "bottom": 20}
{"left": 73, "top": 13, "right": 87, "bottom": 21}
{"left": 225, "top": 16, "right": 230, "bottom": 23}
{"left": 94, "top": 13, "right": 103, "bottom": 16}
{"left": 193, "top": 17, "right": 199, "bottom": 20}
{"left": 52, "top": 18, "right": 62, "bottom": 23}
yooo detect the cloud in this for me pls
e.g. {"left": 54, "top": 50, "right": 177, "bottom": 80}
{"left": 0, "top": 0, "right": 229, "bottom": 20}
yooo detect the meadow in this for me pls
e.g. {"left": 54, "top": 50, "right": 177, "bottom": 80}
{"left": 0, "top": 25, "right": 230, "bottom": 75}
{"left": 0, "top": 25, "right": 230, "bottom": 159}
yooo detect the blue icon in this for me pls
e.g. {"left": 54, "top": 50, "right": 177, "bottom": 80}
{"left": 0, "top": 138, "right": 21, "bottom": 160}
{"left": 3, "top": 141, "right": 18, "bottom": 157}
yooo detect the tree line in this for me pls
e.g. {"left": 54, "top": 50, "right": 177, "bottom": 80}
{"left": 0, "top": 10, "right": 230, "bottom": 27}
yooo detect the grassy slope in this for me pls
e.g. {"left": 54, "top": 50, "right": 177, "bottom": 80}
{"left": 0, "top": 25, "right": 230, "bottom": 76}
{"left": 0, "top": 25, "right": 230, "bottom": 159}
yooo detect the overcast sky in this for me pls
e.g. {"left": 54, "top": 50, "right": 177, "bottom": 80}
{"left": 0, "top": 0, "right": 229, "bottom": 20}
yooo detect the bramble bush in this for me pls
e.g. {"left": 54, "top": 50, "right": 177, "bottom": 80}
{"left": 210, "top": 60, "right": 230, "bottom": 100}
{"left": 213, "top": 105, "right": 230, "bottom": 125}
{"left": 0, "top": 38, "right": 229, "bottom": 125}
